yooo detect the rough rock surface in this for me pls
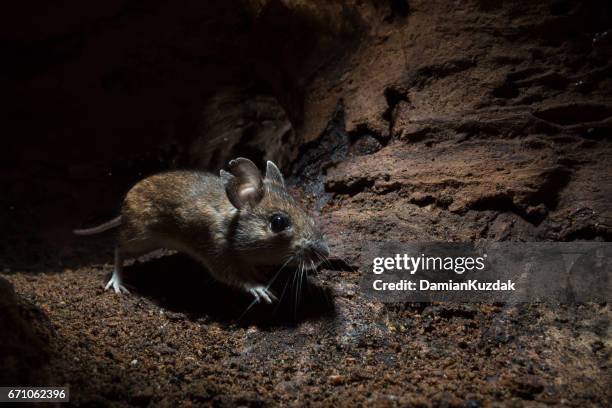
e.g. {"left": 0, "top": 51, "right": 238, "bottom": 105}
{"left": 1, "top": 0, "right": 611, "bottom": 406}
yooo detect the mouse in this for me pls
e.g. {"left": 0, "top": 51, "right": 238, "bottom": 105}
{"left": 74, "top": 158, "right": 330, "bottom": 303}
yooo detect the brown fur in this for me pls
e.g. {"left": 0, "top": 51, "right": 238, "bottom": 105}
{"left": 78, "top": 159, "right": 329, "bottom": 295}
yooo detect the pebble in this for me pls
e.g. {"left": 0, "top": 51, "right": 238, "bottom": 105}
{"left": 328, "top": 374, "right": 346, "bottom": 385}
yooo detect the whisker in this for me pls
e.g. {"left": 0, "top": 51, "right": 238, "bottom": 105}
{"left": 318, "top": 251, "right": 334, "bottom": 270}
{"left": 238, "top": 254, "right": 293, "bottom": 322}
{"left": 298, "top": 262, "right": 305, "bottom": 316}
{"left": 266, "top": 256, "right": 293, "bottom": 290}
{"left": 274, "top": 270, "right": 292, "bottom": 315}
{"left": 292, "top": 261, "right": 300, "bottom": 320}
{"left": 300, "top": 261, "right": 305, "bottom": 311}
{"left": 298, "top": 262, "right": 304, "bottom": 306}
{"left": 310, "top": 248, "right": 331, "bottom": 270}
{"left": 238, "top": 297, "right": 259, "bottom": 322}
{"left": 298, "top": 260, "right": 307, "bottom": 319}
{"left": 326, "top": 251, "right": 356, "bottom": 272}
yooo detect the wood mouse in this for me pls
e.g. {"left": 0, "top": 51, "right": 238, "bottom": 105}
{"left": 74, "top": 158, "right": 330, "bottom": 303}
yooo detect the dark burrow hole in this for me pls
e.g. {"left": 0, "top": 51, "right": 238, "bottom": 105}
{"left": 492, "top": 82, "right": 519, "bottom": 99}
{"left": 531, "top": 166, "right": 572, "bottom": 213}
{"left": 563, "top": 225, "right": 612, "bottom": 242}
{"left": 385, "top": 0, "right": 411, "bottom": 22}
{"left": 382, "top": 86, "right": 409, "bottom": 122}
{"left": 348, "top": 123, "right": 387, "bottom": 152}
{"left": 122, "top": 253, "right": 335, "bottom": 327}
{"left": 533, "top": 103, "right": 612, "bottom": 125}
{"left": 468, "top": 194, "right": 548, "bottom": 225}
{"left": 326, "top": 177, "right": 376, "bottom": 197}
{"left": 349, "top": 134, "right": 383, "bottom": 156}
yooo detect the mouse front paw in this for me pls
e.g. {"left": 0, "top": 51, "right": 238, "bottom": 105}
{"left": 248, "top": 286, "right": 277, "bottom": 304}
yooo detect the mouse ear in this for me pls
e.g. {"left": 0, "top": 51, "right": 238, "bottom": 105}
{"left": 223, "top": 158, "right": 264, "bottom": 209}
{"left": 265, "top": 160, "right": 285, "bottom": 187}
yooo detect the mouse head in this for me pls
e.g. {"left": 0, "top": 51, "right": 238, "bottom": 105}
{"left": 221, "top": 157, "right": 329, "bottom": 270}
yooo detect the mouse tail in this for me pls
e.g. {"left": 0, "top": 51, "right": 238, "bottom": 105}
{"left": 73, "top": 216, "right": 122, "bottom": 235}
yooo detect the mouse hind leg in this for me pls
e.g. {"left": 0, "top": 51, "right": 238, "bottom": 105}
{"left": 106, "top": 233, "right": 165, "bottom": 294}
{"left": 105, "top": 247, "right": 130, "bottom": 294}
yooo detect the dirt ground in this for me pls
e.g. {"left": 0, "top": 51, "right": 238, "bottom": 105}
{"left": 1, "top": 0, "right": 611, "bottom": 406}
{"left": 3, "top": 254, "right": 610, "bottom": 406}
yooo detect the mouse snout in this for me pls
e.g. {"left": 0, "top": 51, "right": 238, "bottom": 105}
{"left": 304, "top": 239, "right": 329, "bottom": 258}
{"left": 309, "top": 239, "right": 330, "bottom": 258}
{"left": 298, "top": 239, "right": 330, "bottom": 271}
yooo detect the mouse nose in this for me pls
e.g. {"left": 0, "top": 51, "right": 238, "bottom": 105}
{"left": 311, "top": 240, "right": 330, "bottom": 258}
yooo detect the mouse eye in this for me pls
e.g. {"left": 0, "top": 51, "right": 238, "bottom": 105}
{"left": 269, "top": 213, "right": 291, "bottom": 233}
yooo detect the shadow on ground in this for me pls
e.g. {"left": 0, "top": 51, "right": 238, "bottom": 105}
{"left": 122, "top": 253, "right": 335, "bottom": 327}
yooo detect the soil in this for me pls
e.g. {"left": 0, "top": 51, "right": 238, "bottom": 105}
{"left": 4, "top": 260, "right": 610, "bottom": 406}
{"left": 1, "top": 0, "right": 611, "bottom": 406}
